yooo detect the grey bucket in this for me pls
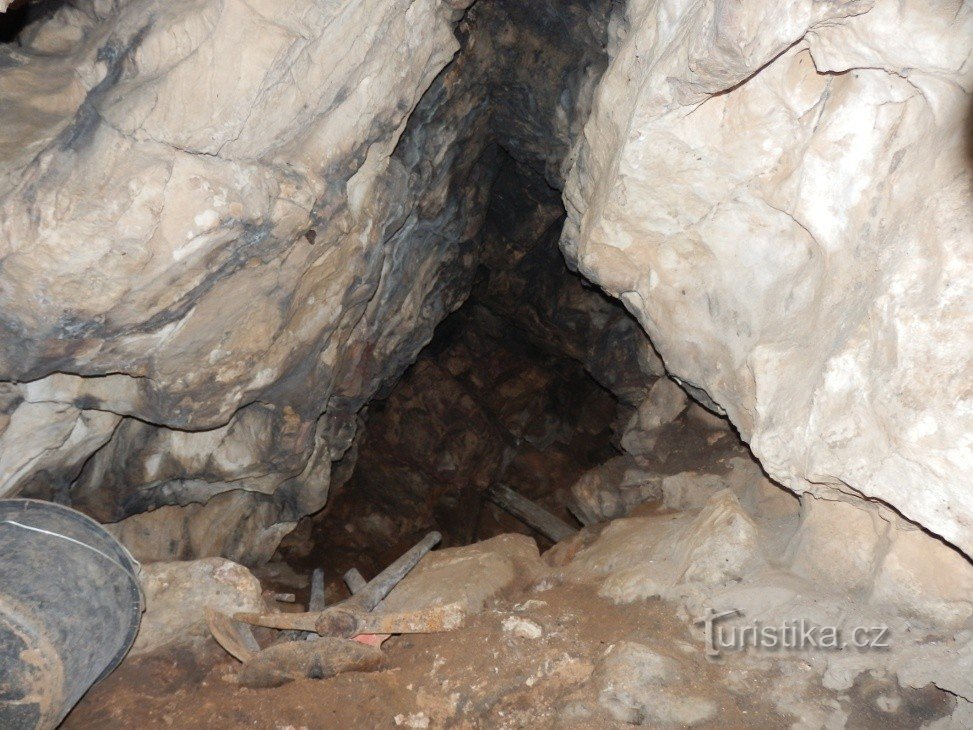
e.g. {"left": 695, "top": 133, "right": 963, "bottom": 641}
{"left": 0, "top": 499, "right": 143, "bottom": 728}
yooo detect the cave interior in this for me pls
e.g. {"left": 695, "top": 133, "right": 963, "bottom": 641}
{"left": 0, "top": 0, "right": 970, "bottom": 727}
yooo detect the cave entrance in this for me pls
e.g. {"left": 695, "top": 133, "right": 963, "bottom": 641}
{"left": 268, "top": 0, "right": 759, "bottom": 595}
{"left": 279, "top": 150, "right": 624, "bottom": 579}
{"left": 275, "top": 149, "right": 753, "bottom": 601}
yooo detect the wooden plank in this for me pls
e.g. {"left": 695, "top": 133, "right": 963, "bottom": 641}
{"left": 308, "top": 568, "right": 326, "bottom": 611}
{"left": 343, "top": 567, "right": 367, "bottom": 595}
{"left": 486, "top": 484, "right": 577, "bottom": 543}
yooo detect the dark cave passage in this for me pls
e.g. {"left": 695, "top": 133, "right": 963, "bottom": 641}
{"left": 279, "top": 300, "right": 619, "bottom": 576}
{"left": 270, "top": 0, "right": 649, "bottom": 586}
{"left": 278, "top": 151, "right": 628, "bottom": 580}
{"left": 268, "top": 0, "right": 754, "bottom": 591}
{"left": 0, "top": 0, "right": 66, "bottom": 42}
{"left": 274, "top": 150, "right": 753, "bottom": 604}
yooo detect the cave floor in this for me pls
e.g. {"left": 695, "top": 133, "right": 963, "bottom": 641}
{"left": 63, "top": 412, "right": 955, "bottom": 729}
{"left": 67, "top": 580, "right": 803, "bottom": 729}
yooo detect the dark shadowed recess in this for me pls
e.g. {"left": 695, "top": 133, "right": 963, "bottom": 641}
{"left": 0, "top": 0, "right": 66, "bottom": 42}
{"left": 279, "top": 149, "right": 629, "bottom": 579}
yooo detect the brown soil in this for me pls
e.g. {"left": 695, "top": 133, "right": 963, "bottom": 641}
{"left": 63, "top": 408, "right": 792, "bottom": 729}
{"left": 66, "top": 578, "right": 796, "bottom": 729}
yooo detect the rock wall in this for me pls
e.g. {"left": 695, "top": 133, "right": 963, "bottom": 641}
{"left": 0, "top": 0, "right": 490, "bottom": 562}
{"left": 3, "top": 0, "right": 968, "bottom": 572}
{"left": 0, "top": 0, "right": 651, "bottom": 563}
{"left": 562, "top": 0, "right": 973, "bottom": 557}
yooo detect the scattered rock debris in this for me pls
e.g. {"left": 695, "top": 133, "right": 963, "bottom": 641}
{"left": 65, "top": 413, "right": 967, "bottom": 729}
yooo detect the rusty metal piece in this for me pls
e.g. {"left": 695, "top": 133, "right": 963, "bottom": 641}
{"left": 236, "top": 637, "right": 382, "bottom": 689}
{"left": 356, "top": 602, "right": 465, "bottom": 635}
{"left": 234, "top": 610, "right": 318, "bottom": 633}
{"left": 206, "top": 607, "right": 260, "bottom": 663}
{"left": 235, "top": 601, "right": 466, "bottom": 639}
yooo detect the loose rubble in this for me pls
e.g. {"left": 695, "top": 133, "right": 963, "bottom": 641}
{"left": 71, "top": 412, "right": 972, "bottom": 727}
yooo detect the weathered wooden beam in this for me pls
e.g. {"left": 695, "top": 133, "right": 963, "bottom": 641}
{"left": 353, "top": 531, "right": 441, "bottom": 612}
{"left": 343, "top": 567, "right": 367, "bottom": 595}
{"left": 486, "top": 484, "right": 577, "bottom": 543}
{"left": 308, "top": 568, "right": 326, "bottom": 612}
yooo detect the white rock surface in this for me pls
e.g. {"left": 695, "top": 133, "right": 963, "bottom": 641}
{"left": 132, "top": 557, "right": 266, "bottom": 655}
{"left": 594, "top": 642, "right": 716, "bottom": 726}
{"left": 562, "top": 0, "right": 973, "bottom": 557}
{"left": 381, "top": 534, "right": 545, "bottom": 615}
{"left": 0, "top": 0, "right": 646, "bottom": 565}
{"left": 620, "top": 376, "right": 689, "bottom": 455}
{"left": 0, "top": 0, "right": 484, "bottom": 559}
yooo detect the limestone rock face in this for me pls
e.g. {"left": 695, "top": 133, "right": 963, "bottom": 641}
{"left": 132, "top": 557, "right": 266, "bottom": 655}
{"left": 0, "top": 0, "right": 487, "bottom": 559}
{"left": 788, "top": 495, "right": 973, "bottom": 627}
{"left": 562, "top": 0, "right": 973, "bottom": 555}
{"left": 0, "top": 0, "right": 651, "bottom": 563}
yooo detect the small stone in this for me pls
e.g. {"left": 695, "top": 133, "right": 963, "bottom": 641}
{"left": 502, "top": 616, "right": 543, "bottom": 639}
{"left": 394, "top": 712, "right": 431, "bottom": 728}
{"left": 514, "top": 599, "right": 548, "bottom": 612}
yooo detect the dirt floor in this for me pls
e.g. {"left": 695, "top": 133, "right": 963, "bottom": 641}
{"left": 61, "top": 411, "right": 958, "bottom": 728}
{"left": 63, "top": 413, "right": 806, "bottom": 729}
{"left": 66, "top": 579, "right": 801, "bottom": 729}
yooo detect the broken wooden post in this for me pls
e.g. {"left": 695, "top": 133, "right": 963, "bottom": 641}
{"left": 301, "top": 568, "right": 328, "bottom": 641}
{"left": 486, "top": 484, "right": 578, "bottom": 543}
{"left": 353, "top": 531, "right": 441, "bottom": 613}
{"left": 343, "top": 567, "right": 367, "bottom": 595}
{"left": 308, "top": 568, "right": 326, "bottom": 612}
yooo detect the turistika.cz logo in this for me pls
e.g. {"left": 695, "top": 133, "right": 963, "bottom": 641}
{"left": 695, "top": 609, "right": 891, "bottom": 658}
